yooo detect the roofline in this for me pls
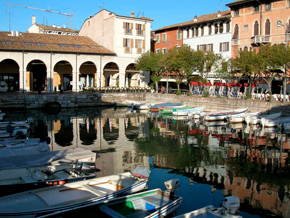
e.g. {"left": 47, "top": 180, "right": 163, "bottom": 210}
{"left": 0, "top": 49, "right": 116, "bottom": 56}
{"left": 226, "top": 0, "right": 256, "bottom": 7}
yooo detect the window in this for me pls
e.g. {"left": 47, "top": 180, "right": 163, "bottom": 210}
{"left": 243, "top": 24, "right": 249, "bottom": 33}
{"left": 233, "top": 24, "right": 239, "bottom": 39}
{"left": 136, "top": 24, "right": 143, "bottom": 35}
{"left": 244, "top": 46, "right": 248, "bottom": 51}
{"left": 177, "top": 30, "right": 182, "bottom": 40}
{"left": 5, "top": 41, "right": 12, "bottom": 44}
{"left": 124, "top": 22, "right": 132, "bottom": 34}
{"left": 187, "top": 29, "right": 190, "bottom": 38}
{"left": 197, "top": 44, "right": 213, "bottom": 52}
{"left": 253, "top": 5, "right": 259, "bottom": 13}
{"left": 220, "top": 42, "right": 229, "bottom": 52}
{"left": 124, "top": 38, "right": 131, "bottom": 47}
{"left": 24, "top": 42, "right": 31, "bottom": 45}
{"left": 156, "top": 34, "right": 160, "bottom": 43}
{"left": 73, "top": 45, "right": 81, "bottom": 48}
{"left": 156, "top": 49, "right": 160, "bottom": 53}
{"left": 265, "top": 19, "right": 271, "bottom": 35}
{"left": 59, "top": 44, "right": 68, "bottom": 47}
{"left": 265, "top": 3, "right": 271, "bottom": 11}
{"left": 201, "top": 26, "right": 204, "bottom": 36}
{"left": 206, "top": 44, "right": 213, "bottom": 51}
{"left": 208, "top": 25, "right": 212, "bottom": 35}
{"left": 215, "top": 24, "right": 218, "bottom": 34}
{"left": 254, "top": 21, "right": 259, "bottom": 36}
{"left": 234, "top": 9, "right": 239, "bottom": 16}
{"left": 162, "top": 33, "right": 167, "bottom": 42}
{"left": 219, "top": 23, "right": 224, "bottom": 33}
{"left": 162, "top": 48, "right": 166, "bottom": 54}
{"left": 136, "top": 39, "right": 142, "bottom": 48}
{"left": 226, "top": 22, "right": 230, "bottom": 33}
{"left": 195, "top": 27, "right": 199, "bottom": 37}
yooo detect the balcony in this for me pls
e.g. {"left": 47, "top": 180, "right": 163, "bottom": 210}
{"left": 232, "top": 39, "right": 239, "bottom": 46}
{"left": 136, "top": 30, "right": 144, "bottom": 36}
{"left": 261, "top": 35, "right": 270, "bottom": 43}
{"left": 251, "top": 35, "right": 261, "bottom": 45}
{"left": 124, "top": 29, "right": 132, "bottom": 35}
{"left": 124, "top": 47, "right": 132, "bottom": 54}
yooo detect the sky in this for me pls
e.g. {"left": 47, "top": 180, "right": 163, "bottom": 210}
{"left": 1, "top": 0, "right": 233, "bottom": 32}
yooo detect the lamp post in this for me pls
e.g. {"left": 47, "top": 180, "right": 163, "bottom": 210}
{"left": 276, "top": 20, "right": 289, "bottom": 102}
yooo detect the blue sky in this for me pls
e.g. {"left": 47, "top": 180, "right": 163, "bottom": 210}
{"left": 1, "top": 0, "right": 233, "bottom": 32}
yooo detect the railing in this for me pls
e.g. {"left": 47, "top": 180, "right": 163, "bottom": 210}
{"left": 124, "top": 29, "right": 132, "bottom": 35}
{"left": 136, "top": 30, "right": 144, "bottom": 36}
{"left": 124, "top": 47, "right": 132, "bottom": 53}
{"left": 232, "top": 39, "right": 239, "bottom": 46}
{"left": 261, "top": 35, "right": 270, "bottom": 43}
{"left": 136, "top": 48, "right": 144, "bottom": 54}
{"left": 251, "top": 35, "right": 261, "bottom": 44}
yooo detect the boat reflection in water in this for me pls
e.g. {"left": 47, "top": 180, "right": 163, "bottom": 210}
{"left": 4, "top": 107, "right": 290, "bottom": 217}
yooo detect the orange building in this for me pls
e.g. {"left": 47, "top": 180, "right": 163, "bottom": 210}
{"left": 226, "top": 0, "right": 290, "bottom": 56}
{"left": 153, "top": 25, "right": 183, "bottom": 53}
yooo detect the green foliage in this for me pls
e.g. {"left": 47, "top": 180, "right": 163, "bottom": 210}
{"left": 203, "top": 91, "right": 210, "bottom": 97}
{"left": 116, "top": 81, "right": 119, "bottom": 87}
{"left": 176, "top": 90, "right": 182, "bottom": 95}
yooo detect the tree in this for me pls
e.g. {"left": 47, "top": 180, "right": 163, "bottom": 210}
{"left": 167, "top": 45, "right": 196, "bottom": 94}
{"left": 135, "top": 51, "right": 165, "bottom": 93}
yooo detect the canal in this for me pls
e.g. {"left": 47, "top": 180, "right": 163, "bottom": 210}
{"left": 3, "top": 107, "right": 290, "bottom": 217}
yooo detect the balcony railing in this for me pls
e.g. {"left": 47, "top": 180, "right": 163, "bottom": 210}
{"left": 232, "top": 39, "right": 239, "bottom": 46}
{"left": 251, "top": 35, "right": 261, "bottom": 44}
{"left": 136, "top": 30, "right": 144, "bottom": 36}
{"left": 251, "top": 35, "right": 271, "bottom": 44}
{"left": 136, "top": 48, "right": 144, "bottom": 54}
{"left": 124, "top": 47, "right": 132, "bottom": 53}
{"left": 261, "top": 35, "right": 270, "bottom": 43}
{"left": 124, "top": 29, "right": 132, "bottom": 35}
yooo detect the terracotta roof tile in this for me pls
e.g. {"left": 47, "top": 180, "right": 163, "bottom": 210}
{"left": 36, "top": 25, "right": 79, "bottom": 33}
{"left": 0, "top": 32, "right": 115, "bottom": 55}
{"left": 154, "top": 10, "right": 231, "bottom": 32}
{"left": 226, "top": 0, "right": 254, "bottom": 7}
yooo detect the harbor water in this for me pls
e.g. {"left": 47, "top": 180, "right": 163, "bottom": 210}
{"left": 3, "top": 107, "right": 290, "bottom": 218}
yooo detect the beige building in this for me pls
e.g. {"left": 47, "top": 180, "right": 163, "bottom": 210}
{"left": 0, "top": 10, "right": 153, "bottom": 93}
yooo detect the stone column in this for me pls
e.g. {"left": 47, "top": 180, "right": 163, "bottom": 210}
{"left": 19, "top": 52, "right": 27, "bottom": 93}
{"left": 72, "top": 54, "right": 80, "bottom": 92}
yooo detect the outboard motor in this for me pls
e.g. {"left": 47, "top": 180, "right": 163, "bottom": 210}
{"left": 222, "top": 196, "right": 240, "bottom": 214}
{"left": 164, "top": 179, "right": 179, "bottom": 194}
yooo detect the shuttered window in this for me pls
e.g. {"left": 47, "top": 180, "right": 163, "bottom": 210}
{"left": 219, "top": 42, "right": 229, "bottom": 52}
{"left": 254, "top": 21, "right": 259, "bottom": 36}
{"left": 233, "top": 24, "right": 239, "bottom": 39}
{"left": 265, "top": 19, "right": 270, "bottom": 35}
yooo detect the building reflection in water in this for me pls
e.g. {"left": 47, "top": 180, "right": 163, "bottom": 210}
{"left": 13, "top": 108, "right": 290, "bottom": 217}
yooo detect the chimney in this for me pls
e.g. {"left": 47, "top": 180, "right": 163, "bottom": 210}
{"left": 217, "top": 11, "right": 221, "bottom": 17}
{"left": 194, "top": 15, "right": 198, "bottom": 22}
{"left": 32, "top": 16, "right": 36, "bottom": 25}
{"left": 131, "top": 11, "right": 135, "bottom": 17}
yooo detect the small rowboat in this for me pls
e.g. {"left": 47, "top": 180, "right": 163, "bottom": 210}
{"left": 0, "top": 168, "right": 149, "bottom": 217}
{"left": 150, "top": 103, "right": 182, "bottom": 112}
{"left": 98, "top": 188, "right": 182, "bottom": 218}
{"left": 245, "top": 112, "right": 281, "bottom": 125}
{"left": 228, "top": 111, "right": 261, "bottom": 123}
{"left": 202, "top": 108, "right": 248, "bottom": 121}
{"left": 172, "top": 106, "right": 205, "bottom": 116}
{"left": 159, "top": 106, "right": 191, "bottom": 114}
{"left": 261, "top": 116, "right": 290, "bottom": 127}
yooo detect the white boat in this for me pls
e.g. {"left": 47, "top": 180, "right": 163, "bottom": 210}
{"left": 172, "top": 106, "right": 205, "bottom": 116}
{"left": 245, "top": 112, "right": 282, "bottom": 125}
{"left": 0, "top": 161, "right": 96, "bottom": 197}
{"left": 0, "top": 126, "right": 29, "bottom": 138}
{"left": 98, "top": 188, "right": 182, "bottom": 218}
{"left": 174, "top": 196, "right": 242, "bottom": 218}
{"left": 0, "top": 121, "right": 31, "bottom": 129}
{"left": 0, "top": 167, "right": 149, "bottom": 217}
{"left": 0, "top": 148, "right": 97, "bottom": 169}
{"left": 228, "top": 111, "right": 261, "bottom": 123}
{"left": 203, "top": 108, "right": 248, "bottom": 121}
{"left": 0, "top": 111, "right": 5, "bottom": 121}
{"left": 261, "top": 116, "right": 290, "bottom": 127}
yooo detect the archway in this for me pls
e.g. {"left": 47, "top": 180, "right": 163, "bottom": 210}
{"left": 103, "top": 62, "right": 119, "bottom": 87}
{"left": 27, "top": 60, "right": 47, "bottom": 92}
{"left": 0, "top": 59, "right": 19, "bottom": 91}
{"left": 79, "top": 61, "right": 97, "bottom": 88}
{"left": 53, "top": 61, "right": 73, "bottom": 91}
{"left": 125, "top": 63, "right": 139, "bottom": 87}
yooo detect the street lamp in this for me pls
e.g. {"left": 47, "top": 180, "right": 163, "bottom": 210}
{"left": 276, "top": 20, "right": 289, "bottom": 102}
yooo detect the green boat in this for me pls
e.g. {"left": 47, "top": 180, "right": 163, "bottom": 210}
{"left": 159, "top": 106, "right": 194, "bottom": 114}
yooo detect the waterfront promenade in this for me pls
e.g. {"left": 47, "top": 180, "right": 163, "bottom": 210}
{"left": 0, "top": 91, "right": 289, "bottom": 115}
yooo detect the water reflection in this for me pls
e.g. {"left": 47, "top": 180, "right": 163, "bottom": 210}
{"left": 4, "top": 108, "right": 290, "bottom": 217}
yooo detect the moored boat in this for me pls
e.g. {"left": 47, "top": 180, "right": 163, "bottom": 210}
{"left": 202, "top": 108, "right": 248, "bottom": 121}
{"left": 261, "top": 116, "right": 290, "bottom": 127}
{"left": 150, "top": 102, "right": 182, "bottom": 112}
{"left": 174, "top": 196, "right": 242, "bottom": 218}
{"left": 228, "top": 111, "right": 261, "bottom": 123}
{"left": 172, "top": 106, "right": 205, "bottom": 116}
{"left": 245, "top": 112, "right": 282, "bottom": 125}
{"left": 0, "top": 167, "right": 150, "bottom": 217}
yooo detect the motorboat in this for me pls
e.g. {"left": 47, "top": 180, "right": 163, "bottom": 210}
{"left": 261, "top": 116, "right": 290, "bottom": 127}
{"left": 0, "top": 125, "right": 29, "bottom": 139}
{"left": 174, "top": 196, "right": 242, "bottom": 218}
{"left": 98, "top": 187, "right": 182, "bottom": 218}
{"left": 0, "top": 167, "right": 150, "bottom": 217}
{"left": 172, "top": 106, "right": 205, "bottom": 116}
{"left": 202, "top": 108, "right": 248, "bottom": 121}
{"left": 0, "top": 161, "right": 97, "bottom": 197}
{"left": 150, "top": 102, "right": 182, "bottom": 112}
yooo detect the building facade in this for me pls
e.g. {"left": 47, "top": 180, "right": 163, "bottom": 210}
{"left": 0, "top": 10, "right": 153, "bottom": 93}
